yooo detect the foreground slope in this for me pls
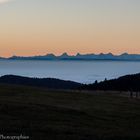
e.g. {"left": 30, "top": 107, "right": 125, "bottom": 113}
{"left": 0, "top": 84, "right": 140, "bottom": 140}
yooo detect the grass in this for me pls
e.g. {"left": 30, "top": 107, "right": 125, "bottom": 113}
{"left": 0, "top": 84, "right": 140, "bottom": 140}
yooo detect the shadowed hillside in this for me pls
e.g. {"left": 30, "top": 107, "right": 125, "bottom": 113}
{"left": 1, "top": 73, "right": 140, "bottom": 92}
{"left": 82, "top": 73, "right": 140, "bottom": 92}
{"left": 0, "top": 75, "right": 82, "bottom": 90}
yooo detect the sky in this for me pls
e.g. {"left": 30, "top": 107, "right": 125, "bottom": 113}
{"left": 0, "top": 0, "right": 140, "bottom": 57}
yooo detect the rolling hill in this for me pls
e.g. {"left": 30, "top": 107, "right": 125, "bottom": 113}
{"left": 0, "top": 75, "right": 82, "bottom": 90}
{"left": 82, "top": 73, "right": 140, "bottom": 92}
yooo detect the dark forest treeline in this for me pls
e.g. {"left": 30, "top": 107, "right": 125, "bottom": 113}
{"left": 0, "top": 75, "right": 82, "bottom": 90}
{"left": 1, "top": 73, "right": 140, "bottom": 92}
{"left": 81, "top": 73, "right": 140, "bottom": 92}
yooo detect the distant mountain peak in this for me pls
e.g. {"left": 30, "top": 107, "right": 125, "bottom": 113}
{"left": 60, "top": 52, "right": 69, "bottom": 57}
{"left": 99, "top": 53, "right": 104, "bottom": 55}
{"left": 46, "top": 53, "right": 56, "bottom": 57}
{"left": 1, "top": 52, "right": 140, "bottom": 61}
{"left": 107, "top": 53, "right": 113, "bottom": 56}
{"left": 76, "top": 53, "right": 81, "bottom": 56}
{"left": 121, "top": 53, "right": 129, "bottom": 56}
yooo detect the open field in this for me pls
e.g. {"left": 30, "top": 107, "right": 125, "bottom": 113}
{"left": 0, "top": 84, "right": 140, "bottom": 140}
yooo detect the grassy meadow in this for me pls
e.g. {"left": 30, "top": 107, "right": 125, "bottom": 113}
{"left": 0, "top": 84, "right": 140, "bottom": 140}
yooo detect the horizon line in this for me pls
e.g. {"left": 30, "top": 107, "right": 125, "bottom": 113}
{"left": 1, "top": 52, "right": 140, "bottom": 58}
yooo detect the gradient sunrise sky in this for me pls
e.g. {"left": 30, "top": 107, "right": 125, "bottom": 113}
{"left": 0, "top": 0, "right": 140, "bottom": 57}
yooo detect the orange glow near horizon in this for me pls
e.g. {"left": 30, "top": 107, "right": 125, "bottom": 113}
{"left": 0, "top": 0, "right": 140, "bottom": 57}
{"left": 1, "top": 26, "right": 139, "bottom": 57}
